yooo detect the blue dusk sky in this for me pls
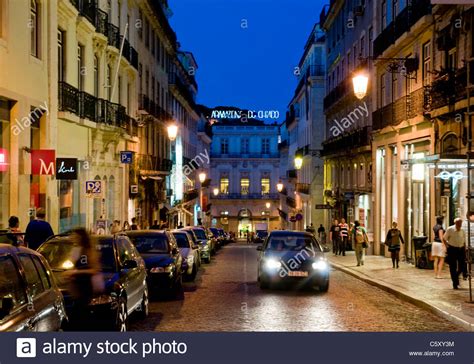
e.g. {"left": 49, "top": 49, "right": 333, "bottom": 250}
{"left": 168, "top": 0, "right": 326, "bottom": 123}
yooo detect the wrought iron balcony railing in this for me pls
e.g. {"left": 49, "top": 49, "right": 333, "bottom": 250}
{"left": 136, "top": 155, "right": 173, "bottom": 173}
{"left": 322, "top": 126, "right": 371, "bottom": 156}
{"left": 168, "top": 72, "right": 197, "bottom": 109}
{"left": 212, "top": 193, "right": 279, "bottom": 200}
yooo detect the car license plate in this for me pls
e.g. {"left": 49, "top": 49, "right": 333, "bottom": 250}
{"left": 288, "top": 271, "right": 308, "bottom": 277}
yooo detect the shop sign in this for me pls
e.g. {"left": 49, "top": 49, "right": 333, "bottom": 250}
{"left": 315, "top": 204, "right": 332, "bottom": 209}
{"left": 435, "top": 170, "right": 465, "bottom": 181}
{"left": 31, "top": 150, "right": 55, "bottom": 175}
{"left": 130, "top": 185, "right": 138, "bottom": 194}
{"left": 55, "top": 158, "right": 78, "bottom": 180}
{"left": 85, "top": 181, "right": 102, "bottom": 198}
{"left": 295, "top": 213, "right": 303, "bottom": 221}
{"left": 347, "top": 208, "right": 354, "bottom": 217}
{"left": 120, "top": 151, "right": 133, "bottom": 164}
{"left": 96, "top": 220, "right": 107, "bottom": 235}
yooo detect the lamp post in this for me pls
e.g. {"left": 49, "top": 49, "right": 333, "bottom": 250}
{"left": 294, "top": 156, "right": 303, "bottom": 170}
{"left": 198, "top": 171, "right": 206, "bottom": 227}
{"left": 167, "top": 124, "right": 178, "bottom": 227}
{"left": 265, "top": 202, "right": 271, "bottom": 231}
{"left": 276, "top": 181, "right": 284, "bottom": 193}
{"left": 213, "top": 187, "right": 219, "bottom": 197}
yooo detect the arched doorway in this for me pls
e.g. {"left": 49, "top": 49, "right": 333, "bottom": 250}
{"left": 238, "top": 208, "right": 252, "bottom": 237}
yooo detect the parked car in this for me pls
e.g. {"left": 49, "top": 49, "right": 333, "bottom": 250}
{"left": 38, "top": 233, "right": 148, "bottom": 331}
{"left": 187, "top": 227, "right": 213, "bottom": 262}
{"left": 209, "top": 227, "right": 225, "bottom": 248}
{"left": 0, "top": 244, "right": 67, "bottom": 332}
{"left": 171, "top": 230, "right": 200, "bottom": 280}
{"left": 180, "top": 228, "right": 209, "bottom": 263}
{"left": 217, "top": 228, "right": 232, "bottom": 244}
{"left": 257, "top": 231, "right": 330, "bottom": 292}
{"left": 126, "top": 230, "right": 184, "bottom": 298}
{"left": 254, "top": 230, "right": 268, "bottom": 245}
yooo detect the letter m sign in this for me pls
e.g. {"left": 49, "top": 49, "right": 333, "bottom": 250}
{"left": 31, "top": 150, "right": 55, "bottom": 175}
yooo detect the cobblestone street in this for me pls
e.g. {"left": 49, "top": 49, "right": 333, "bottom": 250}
{"left": 130, "top": 243, "right": 464, "bottom": 332}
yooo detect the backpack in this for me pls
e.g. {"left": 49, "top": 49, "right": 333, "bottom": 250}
{"left": 355, "top": 227, "right": 365, "bottom": 243}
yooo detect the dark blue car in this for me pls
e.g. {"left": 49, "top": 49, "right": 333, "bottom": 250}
{"left": 126, "top": 230, "right": 184, "bottom": 299}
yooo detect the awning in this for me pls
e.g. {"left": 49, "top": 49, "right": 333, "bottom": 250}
{"left": 140, "top": 175, "right": 163, "bottom": 180}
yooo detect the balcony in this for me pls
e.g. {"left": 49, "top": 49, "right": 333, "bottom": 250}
{"left": 107, "top": 23, "right": 120, "bottom": 49}
{"left": 210, "top": 152, "right": 279, "bottom": 159}
{"left": 322, "top": 126, "right": 371, "bottom": 156}
{"left": 296, "top": 183, "right": 310, "bottom": 195}
{"left": 183, "top": 189, "right": 199, "bottom": 203}
{"left": 168, "top": 72, "right": 197, "bottom": 109}
{"left": 373, "top": 0, "right": 432, "bottom": 58}
{"left": 212, "top": 193, "right": 279, "bottom": 200}
{"left": 139, "top": 94, "right": 172, "bottom": 121}
{"left": 324, "top": 78, "right": 350, "bottom": 111}
{"left": 424, "top": 66, "right": 470, "bottom": 112}
{"left": 286, "top": 196, "right": 296, "bottom": 209}
{"left": 58, "top": 82, "right": 134, "bottom": 133}
{"left": 136, "top": 155, "right": 173, "bottom": 173}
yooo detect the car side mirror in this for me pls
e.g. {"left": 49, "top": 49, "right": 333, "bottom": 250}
{"left": 256, "top": 245, "right": 263, "bottom": 251}
{"left": 122, "top": 259, "right": 138, "bottom": 269}
{"left": 0, "top": 297, "right": 14, "bottom": 319}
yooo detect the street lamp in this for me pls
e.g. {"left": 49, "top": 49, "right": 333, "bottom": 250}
{"left": 167, "top": 124, "right": 178, "bottom": 142}
{"left": 276, "top": 181, "right": 284, "bottom": 193}
{"left": 213, "top": 187, "right": 219, "bottom": 196}
{"left": 352, "top": 72, "right": 369, "bottom": 100}
{"left": 265, "top": 202, "right": 271, "bottom": 209}
{"left": 199, "top": 172, "right": 206, "bottom": 184}
{"left": 294, "top": 156, "right": 303, "bottom": 170}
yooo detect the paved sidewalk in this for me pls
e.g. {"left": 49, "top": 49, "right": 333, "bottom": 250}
{"left": 328, "top": 252, "right": 474, "bottom": 331}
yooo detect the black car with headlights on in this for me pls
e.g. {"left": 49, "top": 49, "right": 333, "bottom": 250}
{"left": 0, "top": 243, "right": 67, "bottom": 332}
{"left": 125, "top": 230, "right": 184, "bottom": 299}
{"left": 257, "top": 231, "right": 330, "bottom": 292}
{"left": 38, "top": 234, "right": 148, "bottom": 331}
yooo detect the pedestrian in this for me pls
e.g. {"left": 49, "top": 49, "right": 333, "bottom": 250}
{"left": 339, "top": 218, "right": 349, "bottom": 256}
{"left": 110, "top": 220, "right": 121, "bottom": 234}
{"left": 317, "top": 224, "right": 325, "bottom": 239}
{"left": 443, "top": 218, "right": 467, "bottom": 290}
{"left": 5, "top": 216, "right": 24, "bottom": 247}
{"left": 24, "top": 208, "right": 54, "bottom": 250}
{"left": 66, "top": 228, "right": 103, "bottom": 329}
{"left": 352, "top": 220, "right": 369, "bottom": 266}
{"left": 150, "top": 220, "right": 160, "bottom": 229}
{"left": 329, "top": 219, "right": 341, "bottom": 255}
{"left": 306, "top": 223, "right": 315, "bottom": 235}
{"left": 460, "top": 211, "right": 474, "bottom": 281}
{"left": 123, "top": 221, "right": 130, "bottom": 231}
{"left": 177, "top": 221, "right": 184, "bottom": 229}
{"left": 385, "top": 221, "right": 405, "bottom": 268}
{"left": 131, "top": 217, "right": 139, "bottom": 230}
{"left": 431, "top": 216, "right": 446, "bottom": 279}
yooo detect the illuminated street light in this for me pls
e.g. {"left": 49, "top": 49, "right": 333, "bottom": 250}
{"left": 294, "top": 156, "right": 303, "bottom": 170}
{"left": 167, "top": 124, "right": 178, "bottom": 141}
{"left": 265, "top": 202, "right": 271, "bottom": 209}
{"left": 199, "top": 172, "right": 206, "bottom": 183}
{"left": 276, "top": 181, "right": 284, "bottom": 192}
{"left": 352, "top": 72, "right": 369, "bottom": 100}
{"left": 213, "top": 187, "right": 219, "bottom": 196}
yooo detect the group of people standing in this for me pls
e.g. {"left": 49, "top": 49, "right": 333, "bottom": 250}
{"left": 328, "top": 219, "right": 369, "bottom": 266}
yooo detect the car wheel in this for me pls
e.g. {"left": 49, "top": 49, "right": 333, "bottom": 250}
{"left": 204, "top": 256, "right": 211, "bottom": 264}
{"left": 258, "top": 274, "right": 270, "bottom": 290}
{"left": 137, "top": 286, "right": 149, "bottom": 319}
{"left": 319, "top": 279, "right": 329, "bottom": 293}
{"left": 114, "top": 297, "right": 128, "bottom": 332}
{"left": 190, "top": 265, "right": 197, "bottom": 281}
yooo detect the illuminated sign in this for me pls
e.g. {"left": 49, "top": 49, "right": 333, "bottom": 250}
{"left": 435, "top": 171, "right": 466, "bottom": 181}
{"left": 0, "top": 148, "right": 8, "bottom": 172}
{"left": 31, "top": 150, "right": 55, "bottom": 175}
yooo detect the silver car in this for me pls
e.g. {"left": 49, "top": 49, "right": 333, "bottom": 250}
{"left": 172, "top": 230, "right": 201, "bottom": 280}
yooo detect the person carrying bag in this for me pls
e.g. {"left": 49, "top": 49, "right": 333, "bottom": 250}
{"left": 353, "top": 220, "right": 369, "bottom": 266}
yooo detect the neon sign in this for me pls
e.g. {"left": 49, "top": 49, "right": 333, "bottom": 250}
{"left": 435, "top": 171, "right": 465, "bottom": 181}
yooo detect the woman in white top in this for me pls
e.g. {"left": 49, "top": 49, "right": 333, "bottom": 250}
{"left": 431, "top": 216, "right": 446, "bottom": 279}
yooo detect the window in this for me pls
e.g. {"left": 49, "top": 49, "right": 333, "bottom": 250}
{"left": 77, "top": 44, "right": 85, "bottom": 91}
{"left": 220, "top": 178, "right": 229, "bottom": 194}
{"left": 117, "top": 0, "right": 121, "bottom": 28}
{"left": 18, "top": 254, "right": 45, "bottom": 298}
{"left": 0, "top": 256, "right": 27, "bottom": 311}
{"left": 106, "top": 65, "right": 112, "bottom": 100}
{"left": 422, "top": 41, "right": 431, "bottom": 84}
{"left": 353, "top": 45, "right": 357, "bottom": 66}
{"left": 30, "top": 0, "right": 40, "bottom": 58}
{"left": 360, "top": 36, "right": 365, "bottom": 58}
{"left": 94, "top": 55, "right": 99, "bottom": 97}
{"left": 31, "top": 256, "right": 50, "bottom": 290}
{"left": 381, "top": 0, "right": 387, "bottom": 29}
{"left": 57, "top": 29, "right": 65, "bottom": 82}
{"left": 240, "top": 178, "right": 250, "bottom": 195}
{"left": 347, "top": 51, "right": 351, "bottom": 71}
{"left": 261, "top": 178, "right": 270, "bottom": 195}
{"left": 241, "top": 138, "right": 249, "bottom": 154}
{"left": 262, "top": 138, "right": 270, "bottom": 154}
{"left": 151, "top": 29, "right": 155, "bottom": 56}
{"left": 380, "top": 72, "right": 386, "bottom": 106}
{"left": 221, "top": 138, "right": 229, "bottom": 154}
{"left": 447, "top": 48, "right": 457, "bottom": 70}
{"left": 368, "top": 26, "right": 373, "bottom": 58}
{"left": 118, "top": 76, "right": 122, "bottom": 104}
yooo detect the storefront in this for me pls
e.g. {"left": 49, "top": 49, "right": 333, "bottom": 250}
{"left": 0, "top": 99, "right": 10, "bottom": 229}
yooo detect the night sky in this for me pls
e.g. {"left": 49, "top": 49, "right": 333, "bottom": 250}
{"left": 169, "top": 0, "right": 325, "bottom": 123}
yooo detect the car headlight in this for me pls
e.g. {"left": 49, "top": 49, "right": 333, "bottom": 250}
{"left": 150, "top": 265, "right": 173, "bottom": 273}
{"left": 312, "top": 260, "right": 328, "bottom": 271}
{"left": 265, "top": 258, "right": 282, "bottom": 269}
{"left": 187, "top": 256, "right": 194, "bottom": 264}
{"left": 202, "top": 244, "right": 209, "bottom": 251}
{"left": 89, "top": 294, "right": 114, "bottom": 305}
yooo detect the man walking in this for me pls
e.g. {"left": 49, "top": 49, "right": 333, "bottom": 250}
{"left": 443, "top": 218, "right": 467, "bottom": 290}
{"left": 329, "top": 219, "right": 341, "bottom": 255}
{"left": 24, "top": 208, "right": 54, "bottom": 250}
{"left": 339, "top": 218, "right": 349, "bottom": 256}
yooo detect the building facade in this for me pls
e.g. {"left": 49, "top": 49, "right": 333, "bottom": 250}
{"left": 209, "top": 113, "right": 280, "bottom": 234}
{"left": 320, "top": 0, "right": 374, "bottom": 241}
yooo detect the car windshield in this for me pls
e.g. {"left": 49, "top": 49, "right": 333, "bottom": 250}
{"left": 193, "top": 229, "right": 207, "bottom": 240}
{"left": 38, "top": 238, "right": 116, "bottom": 272}
{"left": 266, "top": 235, "right": 322, "bottom": 252}
{"left": 209, "top": 228, "right": 219, "bottom": 237}
{"left": 128, "top": 234, "right": 169, "bottom": 254}
{"left": 173, "top": 233, "right": 189, "bottom": 248}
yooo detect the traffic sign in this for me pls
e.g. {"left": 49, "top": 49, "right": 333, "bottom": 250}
{"left": 315, "top": 204, "right": 332, "bottom": 209}
{"left": 86, "top": 180, "right": 102, "bottom": 198}
{"left": 120, "top": 151, "right": 133, "bottom": 164}
{"left": 130, "top": 185, "right": 138, "bottom": 194}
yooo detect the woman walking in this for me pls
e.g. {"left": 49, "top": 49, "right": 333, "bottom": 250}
{"left": 431, "top": 216, "right": 446, "bottom": 278}
{"left": 385, "top": 221, "right": 405, "bottom": 268}
{"left": 352, "top": 221, "right": 369, "bottom": 266}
